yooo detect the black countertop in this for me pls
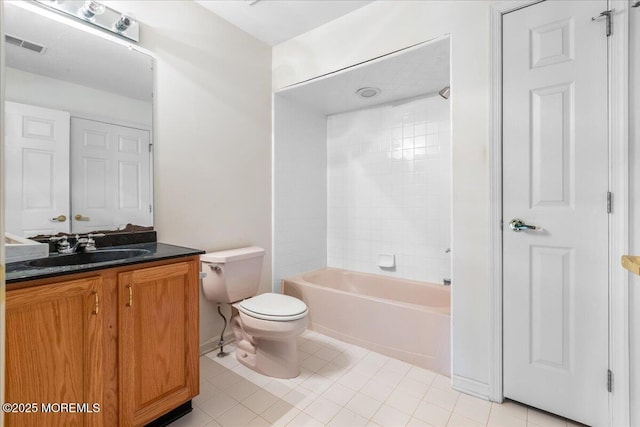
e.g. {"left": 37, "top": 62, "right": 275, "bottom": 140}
{"left": 6, "top": 242, "right": 205, "bottom": 284}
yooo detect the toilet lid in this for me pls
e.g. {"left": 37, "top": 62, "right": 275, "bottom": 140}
{"left": 238, "top": 293, "right": 308, "bottom": 321}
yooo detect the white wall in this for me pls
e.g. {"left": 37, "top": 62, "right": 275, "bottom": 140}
{"left": 273, "top": 95, "right": 327, "bottom": 291}
{"left": 4, "top": 67, "right": 152, "bottom": 128}
{"left": 327, "top": 96, "right": 451, "bottom": 283}
{"left": 273, "top": 0, "right": 493, "bottom": 391}
{"left": 106, "top": 1, "right": 272, "bottom": 352}
{"left": 630, "top": 6, "right": 640, "bottom": 424}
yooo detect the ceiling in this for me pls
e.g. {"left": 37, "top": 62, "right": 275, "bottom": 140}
{"left": 4, "top": 2, "right": 152, "bottom": 102}
{"left": 277, "top": 38, "right": 450, "bottom": 116}
{"left": 195, "top": 0, "right": 374, "bottom": 46}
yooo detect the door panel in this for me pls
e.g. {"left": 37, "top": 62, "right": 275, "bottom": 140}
{"left": 531, "top": 84, "right": 573, "bottom": 207}
{"left": 71, "top": 118, "right": 151, "bottom": 233}
{"left": 4, "top": 102, "right": 70, "bottom": 236}
{"left": 502, "top": 1, "right": 609, "bottom": 425}
{"left": 529, "top": 245, "right": 573, "bottom": 371}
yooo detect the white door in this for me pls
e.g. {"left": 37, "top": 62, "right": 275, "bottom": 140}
{"left": 70, "top": 118, "right": 152, "bottom": 233}
{"left": 503, "top": 1, "right": 609, "bottom": 425}
{"left": 4, "top": 101, "right": 70, "bottom": 237}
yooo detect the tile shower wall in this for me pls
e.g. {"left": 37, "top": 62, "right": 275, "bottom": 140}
{"left": 327, "top": 96, "right": 451, "bottom": 283}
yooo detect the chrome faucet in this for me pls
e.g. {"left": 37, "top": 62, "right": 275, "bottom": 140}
{"left": 50, "top": 236, "right": 72, "bottom": 254}
{"left": 75, "top": 233, "right": 106, "bottom": 252}
{"left": 51, "top": 233, "right": 105, "bottom": 254}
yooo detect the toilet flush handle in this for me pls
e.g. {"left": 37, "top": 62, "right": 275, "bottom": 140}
{"left": 209, "top": 264, "right": 222, "bottom": 273}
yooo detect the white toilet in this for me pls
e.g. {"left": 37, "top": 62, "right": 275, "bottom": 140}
{"left": 200, "top": 246, "right": 308, "bottom": 378}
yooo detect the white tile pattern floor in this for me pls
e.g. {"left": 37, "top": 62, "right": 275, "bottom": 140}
{"left": 171, "top": 330, "right": 582, "bottom": 427}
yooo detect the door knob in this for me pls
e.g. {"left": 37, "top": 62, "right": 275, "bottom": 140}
{"left": 75, "top": 214, "right": 91, "bottom": 221}
{"left": 50, "top": 215, "right": 67, "bottom": 222}
{"left": 509, "top": 218, "right": 540, "bottom": 232}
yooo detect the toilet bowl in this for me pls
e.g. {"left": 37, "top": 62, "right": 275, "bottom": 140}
{"left": 231, "top": 293, "right": 308, "bottom": 378}
{"left": 200, "top": 247, "right": 308, "bottom": 379}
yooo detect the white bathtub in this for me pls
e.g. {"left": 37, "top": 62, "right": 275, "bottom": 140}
{"left": 282, "top": 267, "right": 450, "bottom": 376}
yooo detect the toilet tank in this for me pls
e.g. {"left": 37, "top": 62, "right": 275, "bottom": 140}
{"left": 200, "top": 246, "right": 265, "bottom": 303}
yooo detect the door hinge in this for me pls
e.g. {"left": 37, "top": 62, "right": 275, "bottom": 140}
{"left": 607, "top": 191, "right": 613, "bottom": 214}
{"left": 149, "top": 205, "right": 152, "bottom": 213}
{"left": 607, "top": 369, "right": 613, "bottom": 392}
{"left": 591, "top": 9, "right": 613, "bottom": 37}
{"left": 148, "top": 143, "right": 153, "bottom": 152}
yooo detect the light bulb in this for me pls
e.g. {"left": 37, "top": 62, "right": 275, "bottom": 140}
{"left": 79, "top": 1, "right": 105, "bottom": 19}
{"left": 114, "top": 14, "right": 135, "bottom": 32}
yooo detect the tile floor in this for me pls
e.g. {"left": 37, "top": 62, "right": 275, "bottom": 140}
{"left": 171, "top": 330, "right": 581, "bottom": 427}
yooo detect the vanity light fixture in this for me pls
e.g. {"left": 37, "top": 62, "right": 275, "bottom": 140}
{"left": 34, "top": 0, "right": 140, "bottom": 42}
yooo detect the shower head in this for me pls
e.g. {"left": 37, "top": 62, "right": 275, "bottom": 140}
{"left": 439, "top": 86, "right": 450, "bottom": 99}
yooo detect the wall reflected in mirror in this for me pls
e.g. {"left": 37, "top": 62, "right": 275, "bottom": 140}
{"left": 4, "top": 1, "right": 153, "bottom": 238}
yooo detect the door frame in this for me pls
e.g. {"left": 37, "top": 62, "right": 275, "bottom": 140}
{"left": 488, "top": 1, "right": 630, "bottom": 425}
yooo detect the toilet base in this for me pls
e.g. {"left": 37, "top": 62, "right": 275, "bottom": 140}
{"left": 230, "top": 310, "right": 307, "bottom": 379}
{"left": 235, "top": 338, "right": 300, "bottom": 379}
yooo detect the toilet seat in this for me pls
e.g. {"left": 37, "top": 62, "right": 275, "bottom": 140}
{"left": 238, "top": 293, "right": 308, "bottom": 321}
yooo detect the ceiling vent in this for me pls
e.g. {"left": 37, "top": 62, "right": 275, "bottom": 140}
{"left": 5, "top": 34, "right": 46, "bottom": 54}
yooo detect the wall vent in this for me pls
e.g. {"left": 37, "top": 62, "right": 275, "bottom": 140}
{"left": 4, "top": 34, "right": 46, "bottom": 54}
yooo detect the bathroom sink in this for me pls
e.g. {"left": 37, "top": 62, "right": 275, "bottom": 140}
{"left": 25, "top": 248, "right": 152, "bottom": 268}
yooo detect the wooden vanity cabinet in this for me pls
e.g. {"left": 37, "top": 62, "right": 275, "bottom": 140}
{"left": 5, "top": 256, "right": 200, "bottom": 427}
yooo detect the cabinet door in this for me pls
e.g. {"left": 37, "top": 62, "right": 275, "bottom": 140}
{"left": 118, "top": 261, "right": 199, "bottom": 426}
{"left": 5, "top": 277, "right": 103, "bottom": 427}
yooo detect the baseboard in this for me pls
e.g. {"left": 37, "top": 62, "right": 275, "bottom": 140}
{"left": 452, "top": 375, "right": 491, "bottom": 400}
{"left": 199, "top": 340, "right": 217, "bottom": 356}
{"left": 199, "top": 332, "right": 235, "bottom": 356}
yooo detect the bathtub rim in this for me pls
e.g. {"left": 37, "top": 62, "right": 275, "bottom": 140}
{"left": 282, "top": 266, "right": 451, "bottom": 316}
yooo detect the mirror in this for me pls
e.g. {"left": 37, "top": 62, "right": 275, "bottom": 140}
{"left": 3, "top": 2, "right": 153, "bottom": 238}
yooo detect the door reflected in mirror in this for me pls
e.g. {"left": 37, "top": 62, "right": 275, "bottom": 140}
{"left": 4, "top": 2, "right": 153, "bottom": 238}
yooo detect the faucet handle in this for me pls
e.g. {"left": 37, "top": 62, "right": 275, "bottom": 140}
{"left": 50, "top": 236, "right": 73, "bottom": 254}
{"left": 82, "top": 233, "right": 104, "bottom": 251}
